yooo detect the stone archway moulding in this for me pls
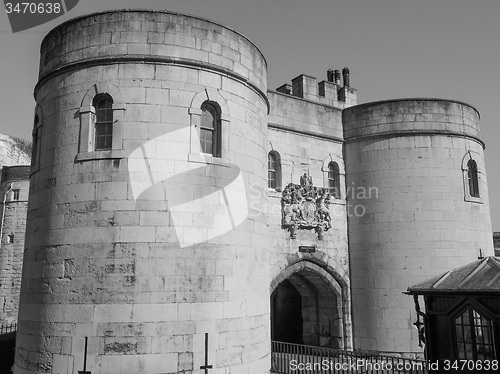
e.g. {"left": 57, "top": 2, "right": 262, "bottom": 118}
{"left": 270, "top": 260, "right": 344, "bottom": 296}
{"left": 270, "top": 259, "right": 353, "bottom": 349}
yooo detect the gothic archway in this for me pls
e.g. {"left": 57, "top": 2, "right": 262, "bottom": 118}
{"left": 271, "top": 261, "right": 347, "bottom": 348}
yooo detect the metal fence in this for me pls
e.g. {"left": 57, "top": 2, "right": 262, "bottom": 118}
{"left": 271, "top": 341, "right": 427, "bottom": 374}
{"left": 0, "top": 322, "right": 17, "bottom": 335}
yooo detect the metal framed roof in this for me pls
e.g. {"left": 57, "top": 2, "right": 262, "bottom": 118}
{"left": 407, "top": 256, "right": 500, "bottom": 294}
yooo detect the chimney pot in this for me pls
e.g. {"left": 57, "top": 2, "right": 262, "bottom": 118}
{"left": 327, "top": 69, "right": 334, "bottom": 82}
{"left": 342, "top": 67, "right": 350, "bottom": 87}
{"left": 334, "top": 70, "right": 341, "bottom": 85}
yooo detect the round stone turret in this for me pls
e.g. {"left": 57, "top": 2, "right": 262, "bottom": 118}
{"left": 16, "top": 10, "right": 269, "bottom": 374}
{"left": 343, "top": 98, "right": 493, "bottom": 355}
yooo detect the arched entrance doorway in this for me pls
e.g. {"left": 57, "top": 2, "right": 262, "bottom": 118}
{"left": 271, "top": 261, "right": 346, "bottom": 349}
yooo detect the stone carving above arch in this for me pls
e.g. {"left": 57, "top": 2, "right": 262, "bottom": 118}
{"left": 281, "top": 176, "right": 332, "bottom": 240}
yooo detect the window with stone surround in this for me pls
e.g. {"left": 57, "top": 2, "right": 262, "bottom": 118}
{"left": 200, "top": 101, "right": 221, "bottom": 157}
{"left": 77, "top": 83, "right": 125, "bottom": 161}
{"left": 328, "top": 161, "right": 341, "bottom": 199}
{"left": 11, "top": 189, "right": 19, "bottom": 201}
{"left": 188, "top": 89, "right": 230, "bottom": 167}
{"left": 6, "top": 234, "right": 14, "bottom": 244}
{"left": 462, "top": 152, "right": 481, "bottom": 203}
{"left": 268, "top": 151, "right": 282, "bottom": 191}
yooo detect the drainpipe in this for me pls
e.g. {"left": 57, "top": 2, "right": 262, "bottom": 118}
{"left": 0, "top": 183, "right": 13, "bottom": 249}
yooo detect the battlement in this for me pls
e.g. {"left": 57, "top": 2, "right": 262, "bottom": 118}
{"left": 276, "top": 68, "right": 357, "bottom": 108}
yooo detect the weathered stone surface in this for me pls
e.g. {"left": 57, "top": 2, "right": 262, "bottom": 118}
{"left": 7, "top": 8, "right": 494, "bottom": 374}
{"left": 344, "top": 99, "right": 493, "bottom": 353}
{"left": 0, "top": 164, "right": 30, "bottom": 324}
{"left": 17, "top": 9, "right": 270, "bottom": 374}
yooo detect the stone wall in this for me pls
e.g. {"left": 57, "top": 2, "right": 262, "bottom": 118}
{"left": 344, "top": 99, "right": 494, "bottom": 355}
{"left": 0, "top": 167, "right": 30, "bottom": 324}
{"left": 0, "top": 134, "right": 31, "bottom": 169}
{"left": 267, "top": 89, "right": 352, "bottom": 348}
{"left": 11, "top": 7, "right": 496, "bottom": 373}
{"left": 16, "top": 10, "right": 269, "bottom": 374}
{"left": 0, "top": 137, "right": 31, "bottom": 325}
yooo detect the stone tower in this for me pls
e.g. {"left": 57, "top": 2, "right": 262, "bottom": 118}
{"left": 0, "top": 134, "right": 31, "bottom": 325}
{"left": 15, "top": 10, "right": 269, "bottom": 373}
{"left": 0, "top": 165, "right": 30, "bottom": 324}
{"left": 344, "top": 99, "right": 494, "bottom": 355}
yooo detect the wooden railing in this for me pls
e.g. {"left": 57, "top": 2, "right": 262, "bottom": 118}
{"left": 271, "top": 341, "right": 427, "bottom": 374}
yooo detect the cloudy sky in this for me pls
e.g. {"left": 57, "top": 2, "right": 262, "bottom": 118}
{"left": 1, "top": 0, "right": 499, "bottom": 230}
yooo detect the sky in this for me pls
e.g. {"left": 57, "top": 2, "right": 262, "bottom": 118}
{"left": 0, "top": 0, "right": 499, "bottom": 230}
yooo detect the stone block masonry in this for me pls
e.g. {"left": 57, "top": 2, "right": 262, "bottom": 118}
{"left": 0, "top": 166, "right": 30, "bottom": 324}
{"left": 16, "top": 10, "right": 270, "bottom": 374}
{"left": 10, "top": 7, "right": 496, "bottom": 373}
{"left": 344, "top": 99, "right": 493, "bottom": 354}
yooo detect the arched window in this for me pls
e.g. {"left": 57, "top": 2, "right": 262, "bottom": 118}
{"left": 467, "top": 159, "right": 479, "bottom": 198}
{"left": 200, "top": 101, "right": 221, "bottom": 157}
{"left": 93, "top": 94, "right": 113, "bottom": 151}
{"left": 454, "top": 308, "right": 495, "bottom": 360}
{"left": 268, "top": 151, "right": 282, "bottom": 191}
{"left": 78, "top": 83, "right": 125, "bottom": 161}
{"left": 328, "top": 162, "right": 340, "bottom": 199}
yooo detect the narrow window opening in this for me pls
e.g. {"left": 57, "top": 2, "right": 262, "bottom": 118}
{"left": 32, "top": 114, "right": 39, "bottom": 165}
{"left": 6, "top": 234, "right": 14, "bottom": 244}
{"left": 200, "top": 101, "right": 221, "bottom": 157}
{"left": 94, "top": 95, "right": 113, "bottom": 151}
{"left": 268, "top": 152, "right": 277, "bottom": 189}
{"left": 467, "top": 159, "right": 479, "bottom": 198}
{"left": 328, "top": 162, "right": 341, "bottom": 199}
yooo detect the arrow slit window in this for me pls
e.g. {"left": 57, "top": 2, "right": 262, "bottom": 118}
{"left": 328, "top": 162, "right": 340, "bottom": 199}
{"left": 268, "top": 151, "right": 282, "bottom": 191}
{"left": 467, "top": 159, "right": 479, "bottom": 198}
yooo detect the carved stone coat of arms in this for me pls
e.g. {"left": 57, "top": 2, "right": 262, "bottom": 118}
{"left": 281, "top": 174, "right": 332, "bottom": 239}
